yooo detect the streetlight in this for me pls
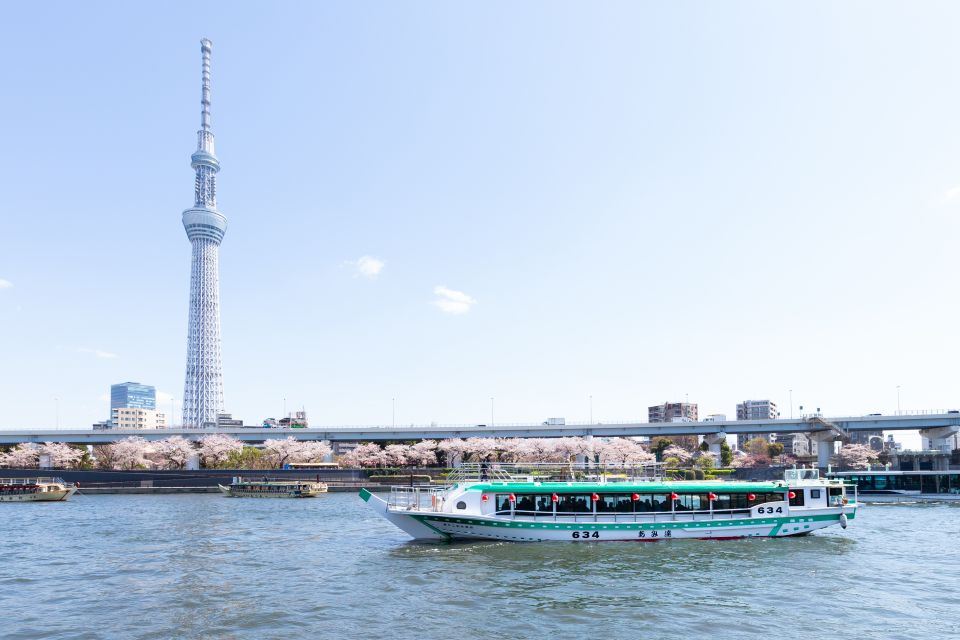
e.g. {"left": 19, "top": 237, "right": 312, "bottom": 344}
{"left": 789, "top": 389, "right": 793, "bottom": 419}
{"left": 392, "top": 397, "right": 396, "bottom": 428}
{"left": 490, "top": 397, "right": 494, "bottom": 427}
{"left": 55, "top": 397, "right": 59, "bottom": 429}
{"left": 897, "top": 385, "right": 901, "bottom": 415}
{"left": 590, "top": 395, "right": 593, "bottom": 424}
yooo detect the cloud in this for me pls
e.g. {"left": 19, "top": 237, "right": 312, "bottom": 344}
{"left": 432, "top": 286, "right": 477, "bottom": 315}
{"left": 0, "top": 279, "right": 12, "bottom": 289}
{"left": 942, "top": 187, "right": 960, "bottom": 203}
{"left": 75, "top": 347, "right": 119, "bottom": 359}
{"left": 344, "top": 256, "right": 385, "bottom": 279}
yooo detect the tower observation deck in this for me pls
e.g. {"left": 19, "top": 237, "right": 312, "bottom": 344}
{"left": 182, "top": 38, "right": 226, "bottom": 428}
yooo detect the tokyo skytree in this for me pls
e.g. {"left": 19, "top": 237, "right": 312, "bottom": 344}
{"left": 181, "top": 38, "right": 226, "bottom": 428}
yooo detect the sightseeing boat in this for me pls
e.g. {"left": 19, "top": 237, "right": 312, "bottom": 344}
{"left": 359, "top": 464, "right": 857, "bottom": 542}
{"left": 0, "top": 477, "right": 78, "bottom": 502}
{"left": 218, "top": 476, "right": 327, "bottom": 498}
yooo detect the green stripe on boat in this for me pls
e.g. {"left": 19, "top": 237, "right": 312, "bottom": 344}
{"left": 359, "top": 488, "right": 372, "bottom": 502}
{"left": 407, "top": 512, "right": 842, "bottom": 532}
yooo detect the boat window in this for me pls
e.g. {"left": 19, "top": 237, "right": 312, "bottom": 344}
{"left": 556, "top": 494, "right": 593, "bottom": 513}
{"left": 597, "top": 494, "right": 633, "bottom": 513}
{"left": 495, "top": 495, "right": 513, "bottom": 512}
{"left": 651, "top": 494, "right": 671, "bottom": 512}
{"left": 789, "top": 491, "right": 804, "bottom": 507}
{"left": 533, "top": 495, "right": 554, "bottom": 513}
{"left": 456, "top": 501, "right": 467, "bottom": 510}
{"left": 810, "top": 489, "right": 821, "bottom": 499}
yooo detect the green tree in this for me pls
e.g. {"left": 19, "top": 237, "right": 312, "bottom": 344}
{"left": 651, "top": 437, "right": 673, "bottom": 461}
{"left": 767, "top": 443, "right": 785, "bottom": 459}
{"left": 719, "top": 441, "right": 733, "bottom": 467}
{"left": 744, "top": 437, "right": 770, "bottom": 457}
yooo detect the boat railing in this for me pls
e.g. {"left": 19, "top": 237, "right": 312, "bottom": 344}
{"left": 0, "top": 477, "right": 65, "bottom": 485}
{"left": 446, "top": 462, "right": 665, "bottom": 484}
{"left": 491, "top": 507, "right": 756, "bottom": 523}
{"left": 388, "top": 485, "right": 449, "bottom": 511}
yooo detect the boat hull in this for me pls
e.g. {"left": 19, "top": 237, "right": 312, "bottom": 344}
{"left": 0, "top": 488, "right": 77, "bottom": 502}
{"left": 359, "top": 489, "right": 854, "bottom": 542}
{"left": 218, "top": 484, "right": 325, "bottom": 498}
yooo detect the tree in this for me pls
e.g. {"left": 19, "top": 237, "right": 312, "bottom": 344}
{"left": 522, "top": 438, "right": 559, "bottom": 462}
{"left": 463, "top": 438, "right": 498, "bottom": 462}
{"left": 651, "top": 437, "right": 673, "bottom": 461}
{"left": 0, "top": 443, "right": 39, "bottom": 468}
{"left": 262, "top": 437, "right": 306, "bottom": 467}
{"left": 599, "top": 438, "right": 655, "bottom": 466}
{"left": 223, "top": 446, "right": 267, "bottom": 469}
{"left": 837, "top": 443, "right": 879, "bottom": 470}
{"left": 554, "top": 437, "right": 591, "bottom": 464}
{"left": 407, "top": 440, "right": 438, "bottom": 467}
{"left": 152, "top": 436, "right": 196, "bottom": 470}
{"left": 199, "top": 434, "right": 244, "bottom": 468}
{"left": 383, "top": 444, "right": 409, "bottom": 466}
{"left": 108, "top": 437, "right": 153, "bottom": 470}
{"left": 299, "top": 441, "right": 333, "bottom": 463}
{"left": 744, "top": 437, "right": 770, "bottom": 457}
{"left": 695, "top": 449, "right": 716, "bottom": 470}
{"left": 40, "top": 442, "right": 85, "bottom": 469}
{"left": 767, "top": 443, "right": 785, "bottom": 459}
{"left": 719, "top": 441, "right": 733, "bottom": 467}
{"left": 436, "top": 438, "right": 468, "bottom": 466}
{"left": 731, "top": 452, "right": 771, "bottom": 468}
{"left": 340, "top": 442, "right": 388, "bottom": 468}
{"left": 661, "top": 445, "right": 692, "bottom": 466}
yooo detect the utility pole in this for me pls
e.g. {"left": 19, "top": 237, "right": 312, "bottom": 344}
{"left": 490, "top": 397, "right": 494, "bottom": 427}
{"left": 590, "top": 395, "right": 593, "bottom": 424}
{"left": 392, "top": 397, "right": 395, "bottom": 428}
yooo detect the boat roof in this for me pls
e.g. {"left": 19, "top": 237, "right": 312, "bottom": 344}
{"left": 463, "top": 481, "right": 787, "bottom": 494}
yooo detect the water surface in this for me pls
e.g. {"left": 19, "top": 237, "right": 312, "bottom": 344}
{"left": 3, "top": 493, "right": 958, "bottom": 639}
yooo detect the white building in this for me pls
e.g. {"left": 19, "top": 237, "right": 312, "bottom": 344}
{"left": 111, "top": 408, "right": 166, "bottom": 429}
{"left": 736, "top": 399, "right": 779, "bottom": 421}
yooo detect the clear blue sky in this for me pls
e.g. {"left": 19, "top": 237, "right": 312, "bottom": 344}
{"left": 2, "top": 2, "right": 958, "bottom": 448}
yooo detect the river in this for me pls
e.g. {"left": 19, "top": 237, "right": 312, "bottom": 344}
{"left": 3, "top": 493, "right": 958, "bottom": 639}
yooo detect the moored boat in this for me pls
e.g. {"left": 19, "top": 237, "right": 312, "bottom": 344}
{"left": 0, "top": 477, "right": 78, "bottom": 502}
{"left": 360, "top": 464, "right": 857, "bottom": 542}
{"left": 219, "top": 476, "right": 327, "bottom": 498}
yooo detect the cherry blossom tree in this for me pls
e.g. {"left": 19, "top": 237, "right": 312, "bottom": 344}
{"left": 383, "top": 444, "right": 409, "bottom": 467}
{"left": 600, "top": 438, "right": 656, "bottom": 466}
{"left": 339, "top": 442, "right": 388, "bottom": 468}
{"left": 40, "top": 442, "right": 85, "bottom": 469}
{"left": 464, "top": 438, "right": 498, "bottom": 462}
{"left": 0, "top": 443, "right": 39, "bottom": 468}
{"left": 837, "top": 443, "right": 879, "bottom": 470}
{"left": 199, "top": 434, "right": 244, "bottom": 468}
{"left": 554, "top": 437, "right": 591, "bottom": 464}
{"left": 406, "top": 440, "right": 438, "bottom": 467}
{"left": 262, "top": 437, "right": 309, "bottom": 468}
{"left": 521, "top": 438, "right": 560, "bottom": 462}
{"left": 299, "top": 440, "right": 333, "bottom": 463}
{"left": 730, "top": 452, "right": 771, "bottom": 468}
{"left": 152, "top": 436, "right": 197, "bottom": 470}
{"left": 108, "top": 437, "right": 154, "bottom": 470}
{"left": 436, "top": 438, "right": 468, "bottom": 466}
{"left": 661, "top": 445, "right": 693, "bottom": 466}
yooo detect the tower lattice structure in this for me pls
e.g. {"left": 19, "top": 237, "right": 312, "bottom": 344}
{"left": 182, "top": 38, "right": 227, "bottom": 428}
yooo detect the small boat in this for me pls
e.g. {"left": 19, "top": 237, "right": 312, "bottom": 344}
{"left": 360, "top": 464, "right": 858, "bottom": 542}
{"left": 218, "top": 476, "right": 327, "bottom": 498}
{"left": 0, "top": 477, "right": 78, "bottom": 502}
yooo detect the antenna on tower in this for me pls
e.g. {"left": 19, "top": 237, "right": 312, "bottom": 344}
{"left": 200, "top": 38, "right": 212, "bottom": 132}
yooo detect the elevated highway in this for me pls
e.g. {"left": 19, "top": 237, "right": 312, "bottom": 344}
{"left": 1, "top": 413, "right": 957, "bottom": 467}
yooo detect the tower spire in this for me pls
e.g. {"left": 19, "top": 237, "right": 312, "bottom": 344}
{"left": 182, "top": 38, "right": 227, "bottom": 428}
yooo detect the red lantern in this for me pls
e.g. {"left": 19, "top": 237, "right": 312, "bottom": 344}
{"left": 631, "top": 493, "right": 640, "bottom": 502}
{"left": 708, "top": 492, "right": 718, "bottom": 501}
{"left": 591, "top": 493, "right": 600, "bottom": 502}
{"left": 508, "top": 493, "right": 516, "bottom": 503}
{"left": 748, "top": 493, "right": 756, "bottom": 501}
{"left": 551, "top": 493, "right": 559, "bottom": 503}
{"left": 788, "top": 491, "right": 796, "bottom": 499}
{"left": 481, "top": 494, "right": 489, "bottom": 503}
{"left": 670, "top": 492, "right": 679, "bottom": 501}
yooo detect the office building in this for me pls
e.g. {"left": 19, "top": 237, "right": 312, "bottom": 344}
{"left": 111, "top": 382, "right": 156, "bottom": 412}
{"left": 649, "top": 402, "right": 698, "bottom": 423}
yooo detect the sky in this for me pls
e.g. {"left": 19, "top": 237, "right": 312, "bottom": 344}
{"left": 2, "top": 2, "right": 959, "bottom": 449}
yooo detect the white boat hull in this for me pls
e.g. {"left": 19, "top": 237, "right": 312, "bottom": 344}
{"left": 360, "top": 489, "right": 854, "bottom": 542}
